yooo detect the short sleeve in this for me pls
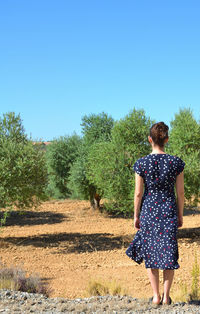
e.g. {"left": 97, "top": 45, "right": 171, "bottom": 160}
{"left": 133, "top": 158, "right": 144, "bottom": 177}
{"left": 176, "top": 157, "right": 185, "bottom": 175}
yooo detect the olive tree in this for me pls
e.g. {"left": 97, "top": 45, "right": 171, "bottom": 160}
{"left": 67, "top": 112, "right": 114, "bottom": 208}
{"left": 46, "top": 133, "right": 82, "bottom": 199}
{"left": 167, "top": 108, "right": 200, "bottom": 203}
{"left": 0, "top": 112, "right": 48, "bottom": 224}
{"left": 86, "top": 108, "right": 154, "bottom": 216}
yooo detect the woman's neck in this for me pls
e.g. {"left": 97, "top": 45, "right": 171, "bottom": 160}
{"left": 151, "top": 146, "right": 165, "bottom": 154}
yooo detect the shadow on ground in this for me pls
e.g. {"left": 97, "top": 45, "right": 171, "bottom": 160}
{"left": 0, "top": 210, "right": 67, "bottom": 227}
{"left": 183, "top": 206, "right": 200, "bottom": 216}
{"left": 177, "top": 227, "right": 200, "bottom": 245}
{"left": 1, "top": 232, "right": 131, "bottom": 253}
{"left": 2, "top": 226, "right": 200, "bottom": 253}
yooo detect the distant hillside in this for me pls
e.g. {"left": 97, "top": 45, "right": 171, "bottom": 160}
{"left": 32, "top": 141, "right": 52, "bottom": 150}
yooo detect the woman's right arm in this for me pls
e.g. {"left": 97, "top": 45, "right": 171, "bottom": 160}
{"left": 175, "top": 171, "right": 184, "bottom": 228}
{"left": 134, "top": 173, "right": 144, "bottom": 230}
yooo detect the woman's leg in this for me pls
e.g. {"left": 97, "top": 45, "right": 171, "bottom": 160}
{"left": 146, "top": 268, "right": 161, "bottom": 304}
{"left": 163, "top": 270, "right": 174, "bottom": 303}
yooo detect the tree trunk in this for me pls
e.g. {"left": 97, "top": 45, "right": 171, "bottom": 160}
{"left": 90, "top": 193, "right": 101, "bottom": 209}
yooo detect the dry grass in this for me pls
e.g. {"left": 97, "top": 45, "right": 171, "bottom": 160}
{"left": 172, "top": 251, "right": 200, "bottom": 302}
{"left": 0, "top": 263, "right": 51, "bottom": 296}
{"left": 0, "top": 278, "right": 16, "bottom": 290}
{"left": 84, "top": 277, "right": 129, "bottom": 297}
{"left": 190, "top": 251, "right": 200, "bottom": 300}
{"left": 172, "top": 281, "right": 189, "bottom": 303}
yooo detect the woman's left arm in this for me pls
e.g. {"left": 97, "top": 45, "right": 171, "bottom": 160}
{"left": 134, "top": 173, "right": 144, "bottom": 230}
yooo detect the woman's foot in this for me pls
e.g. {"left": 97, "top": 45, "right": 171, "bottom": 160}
{"left": 162, "top": 295, "right": 172, "bottom": 305}
{"left": 152, "top": 294, "right": 161, "bottom": 305}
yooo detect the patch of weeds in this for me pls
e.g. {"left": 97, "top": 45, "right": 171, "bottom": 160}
{"left": 85, "top": 277, "right": 128, "bottom": 297}
{"left": 189, "top": 251, "right": 200, "bottom": 301}
{"left": 172, "top": 251, "right": 200, "bottom": 302}
{"left": 0, "top": 208, "right": 13, "bottom": 228}
{"left": 172, "top": 280, "right": 189, "bottom": 303}
{"left": 0, "top": 263, "right": 51, "bottom": 297}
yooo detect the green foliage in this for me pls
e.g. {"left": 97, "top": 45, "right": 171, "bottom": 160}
{"left": 46, "top": 133, "right": 82, "bottom": 198}
{"left": 81, "top": 112, "right": 114, "bottom": 145}
{"left": 68, "top": 112, "right": 114, "bottom": 203}
{"left": 86, "top": 141, "right": 133, "bottom": 216}
{"left": 111, "top": 108, "right": 154, "bottom": 160}
{"left": 2, "top": 107, "right": 199, "bottom": 220}
{"left": 168, "top": 108, "right": 200, "bottom": 153}
{"left": 0, "top": 210, "right": 11, "bottom": 228}
{"left": 86, "top": 109, "right": 154, "bottom": 216}
{"left": 67, "top": 143, "right": 96, "bottom": 200}
{"left": 0, "top": 112, "right": 48, "bottom": 212}
{"left": 59, "top": 107, "right": 200, "bottom": 215}
{"left": 0, "top": 112, "right": 27, "bottom": 143}
{"left": 167, "top": 108, "right": 200, "bottom": 203}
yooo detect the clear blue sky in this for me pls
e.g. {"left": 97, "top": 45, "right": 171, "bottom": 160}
{"left": 0, "top": 0, "right": 199, "bottom": 141}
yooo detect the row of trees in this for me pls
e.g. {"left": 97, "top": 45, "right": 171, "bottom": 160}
{"left": 0, "top": 108, "right": 200, "bottom": 218}
{"left": 46, "top": 107, "right": 200, "bottom": 216}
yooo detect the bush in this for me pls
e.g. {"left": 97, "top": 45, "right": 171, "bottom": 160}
{"left": 0, "top": 264, "right": 51, "bottom": 296}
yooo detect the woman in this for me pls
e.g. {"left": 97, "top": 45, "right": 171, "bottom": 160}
{"left": 126, "top": 122, "right": 185, "bottom": 305}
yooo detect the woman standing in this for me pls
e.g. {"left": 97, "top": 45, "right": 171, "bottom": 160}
{"left": 126, "top": 122, "right": 185, "bottom": 305}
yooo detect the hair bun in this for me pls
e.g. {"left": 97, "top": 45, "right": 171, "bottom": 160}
{"left": 150, "top": 122, "right": 169, "bottom": 147}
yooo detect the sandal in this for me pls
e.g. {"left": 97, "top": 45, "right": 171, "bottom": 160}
{"left": 162, "top": 296, "right": 172, "bottom": 305}
{"left": 149, "top": 296, "right": 162, "bottom": 305}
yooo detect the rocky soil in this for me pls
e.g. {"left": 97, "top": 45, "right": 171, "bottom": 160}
{"left": 0, "top": 289, "right": 200, "bottom": 313}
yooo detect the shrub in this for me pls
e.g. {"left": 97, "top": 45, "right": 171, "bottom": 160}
{"left": 0, "top": 264, "right": 51, "bottom": 296}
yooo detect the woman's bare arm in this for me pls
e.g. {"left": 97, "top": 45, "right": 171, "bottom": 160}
{"left": 175, "top": 171, "right": 184, "bottom": 227}
{"left": 134, "top": 173, "right": 144, "bottom": 229}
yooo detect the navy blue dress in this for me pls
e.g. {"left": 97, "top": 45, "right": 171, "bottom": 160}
{"left": 126, "top": 153, "right": 185, "bottom": 270}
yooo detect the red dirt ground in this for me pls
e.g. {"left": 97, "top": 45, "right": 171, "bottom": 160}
{"left": 0, "top": 199, "right": 199, "bottom": 300}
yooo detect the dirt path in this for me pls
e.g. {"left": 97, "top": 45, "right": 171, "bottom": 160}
{"left": 0, "top": 200, "right": 199, "bottom": 301}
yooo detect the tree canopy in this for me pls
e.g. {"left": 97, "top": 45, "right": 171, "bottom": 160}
{"left": 167, "top": 108, "right": 200, "bottom": 203}
{"left": 46, "top": 133, "right": 82, "bottom": 199}
{"left": 3, "top": 107, "right": 199, "bottom": 219}
{"left": 0, "top": 112, "right": 48, "bottom": 210}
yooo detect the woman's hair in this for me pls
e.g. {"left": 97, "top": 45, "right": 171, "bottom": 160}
{"left": 149, "top": 122, "right": 169, "bottom": 147}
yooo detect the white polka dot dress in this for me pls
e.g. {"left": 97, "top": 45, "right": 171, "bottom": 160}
{"left": 126, "top": 153, "right": 185, "bottom": 270}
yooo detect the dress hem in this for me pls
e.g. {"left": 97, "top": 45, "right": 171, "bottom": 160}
{"left": 145, "top": 265, "right": 180, "bottom": 270}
